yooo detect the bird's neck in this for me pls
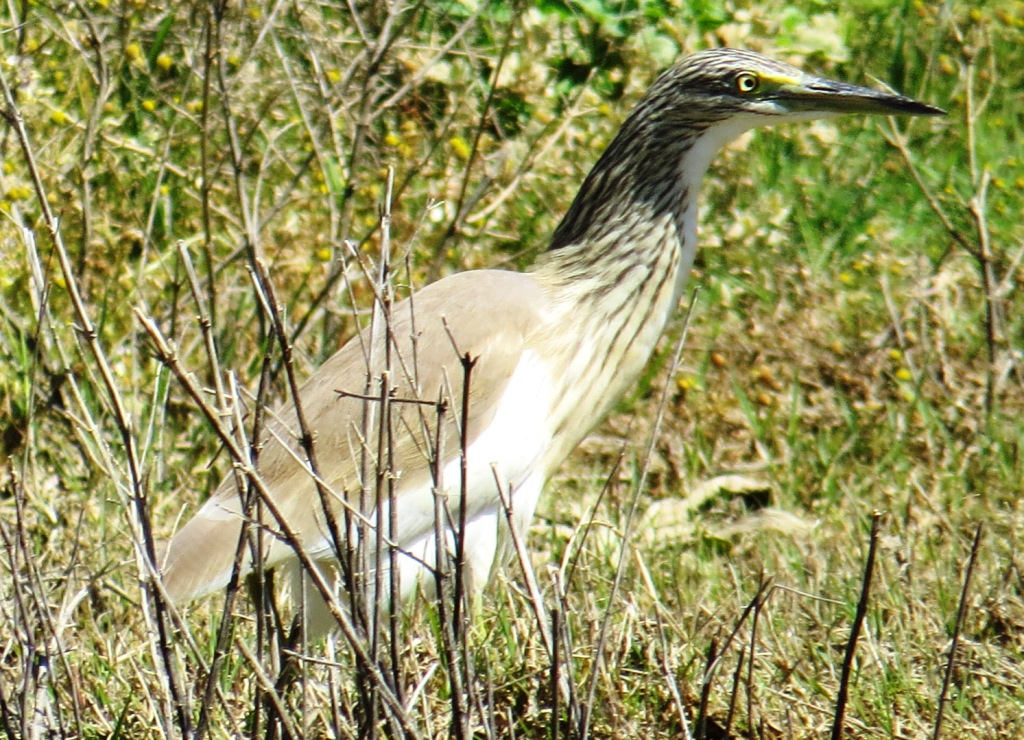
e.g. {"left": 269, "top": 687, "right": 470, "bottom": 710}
{"left": 527, "top": 114, "right": 741, "bottom": 467}
{"left": 532, "top": 107, "right": 734, "bottom": 301}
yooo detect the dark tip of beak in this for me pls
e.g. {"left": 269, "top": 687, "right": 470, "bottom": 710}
{"left": 799, "top": 79, "right": 946, "bottom": 117}
{"left": 881, "top": 95, "right": 947, "bottom": 117}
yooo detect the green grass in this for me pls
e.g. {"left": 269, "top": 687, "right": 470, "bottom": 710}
{"left": 1, "top": 0, "right": 1023, "bottom": 737}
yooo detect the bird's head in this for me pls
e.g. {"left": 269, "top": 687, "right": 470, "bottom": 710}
{"left": 649, "top": 47, "right": 945, "bottom": 128}
{"left": 547, "top": 47, "right": 943, "bottom": 254}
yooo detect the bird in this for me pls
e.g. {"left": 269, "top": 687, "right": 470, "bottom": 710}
{"left": 161, "top": 48, "right": 943, "bottom": 631}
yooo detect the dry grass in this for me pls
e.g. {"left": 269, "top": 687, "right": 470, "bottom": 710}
{"left": 1, "top": 1, "right": 1022, "bottom": 737}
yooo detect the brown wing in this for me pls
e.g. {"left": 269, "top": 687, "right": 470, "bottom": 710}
{"left": 161, "top": 269, "right": 551, "bottom": 602}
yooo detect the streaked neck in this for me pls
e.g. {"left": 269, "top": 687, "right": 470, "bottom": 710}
{"left": 531, "top": 106, "right": 742, "bottom": 299}
{"left": 526, "top": 109, "right": 755, "bottom": 464}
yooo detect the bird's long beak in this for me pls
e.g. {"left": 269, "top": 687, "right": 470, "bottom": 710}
{"left": 780, "top": 75, "right": 946, "bottom": 117}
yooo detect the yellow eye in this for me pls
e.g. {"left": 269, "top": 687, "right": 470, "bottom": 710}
{"left": 735, "top": 72, "right": 759, "bottom": 94}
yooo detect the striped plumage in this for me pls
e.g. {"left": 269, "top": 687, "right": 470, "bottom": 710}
{"left": 162, "top": 49, "right": 942, "bottom": 627}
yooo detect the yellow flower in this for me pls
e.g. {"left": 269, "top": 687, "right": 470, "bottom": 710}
{"left": 676, "top": 375, "right": 696, "bottom": 392}
{"left": 156, "top": 54, "right": 173, "bottom": 71}
{"left": 142, "top": 99, "right": 157, "bottom": 112}
{"left": 449, "top": 136, "right": 471, "bottom": 160}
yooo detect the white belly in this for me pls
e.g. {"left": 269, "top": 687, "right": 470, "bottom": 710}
{"left": 299, "top": 350, "right": 555, "bottom": 632}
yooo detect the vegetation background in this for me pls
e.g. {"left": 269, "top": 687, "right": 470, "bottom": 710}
{"left": 1, "top": 0, "right": 1022, "bottom": 736}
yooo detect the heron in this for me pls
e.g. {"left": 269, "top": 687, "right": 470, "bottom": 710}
{"left": 161, "top": 48, "right": 942, "bottom": 632}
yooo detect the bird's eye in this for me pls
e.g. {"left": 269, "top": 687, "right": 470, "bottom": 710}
{"left": 735, "top": 72, "right": 760, "bottom": 94}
